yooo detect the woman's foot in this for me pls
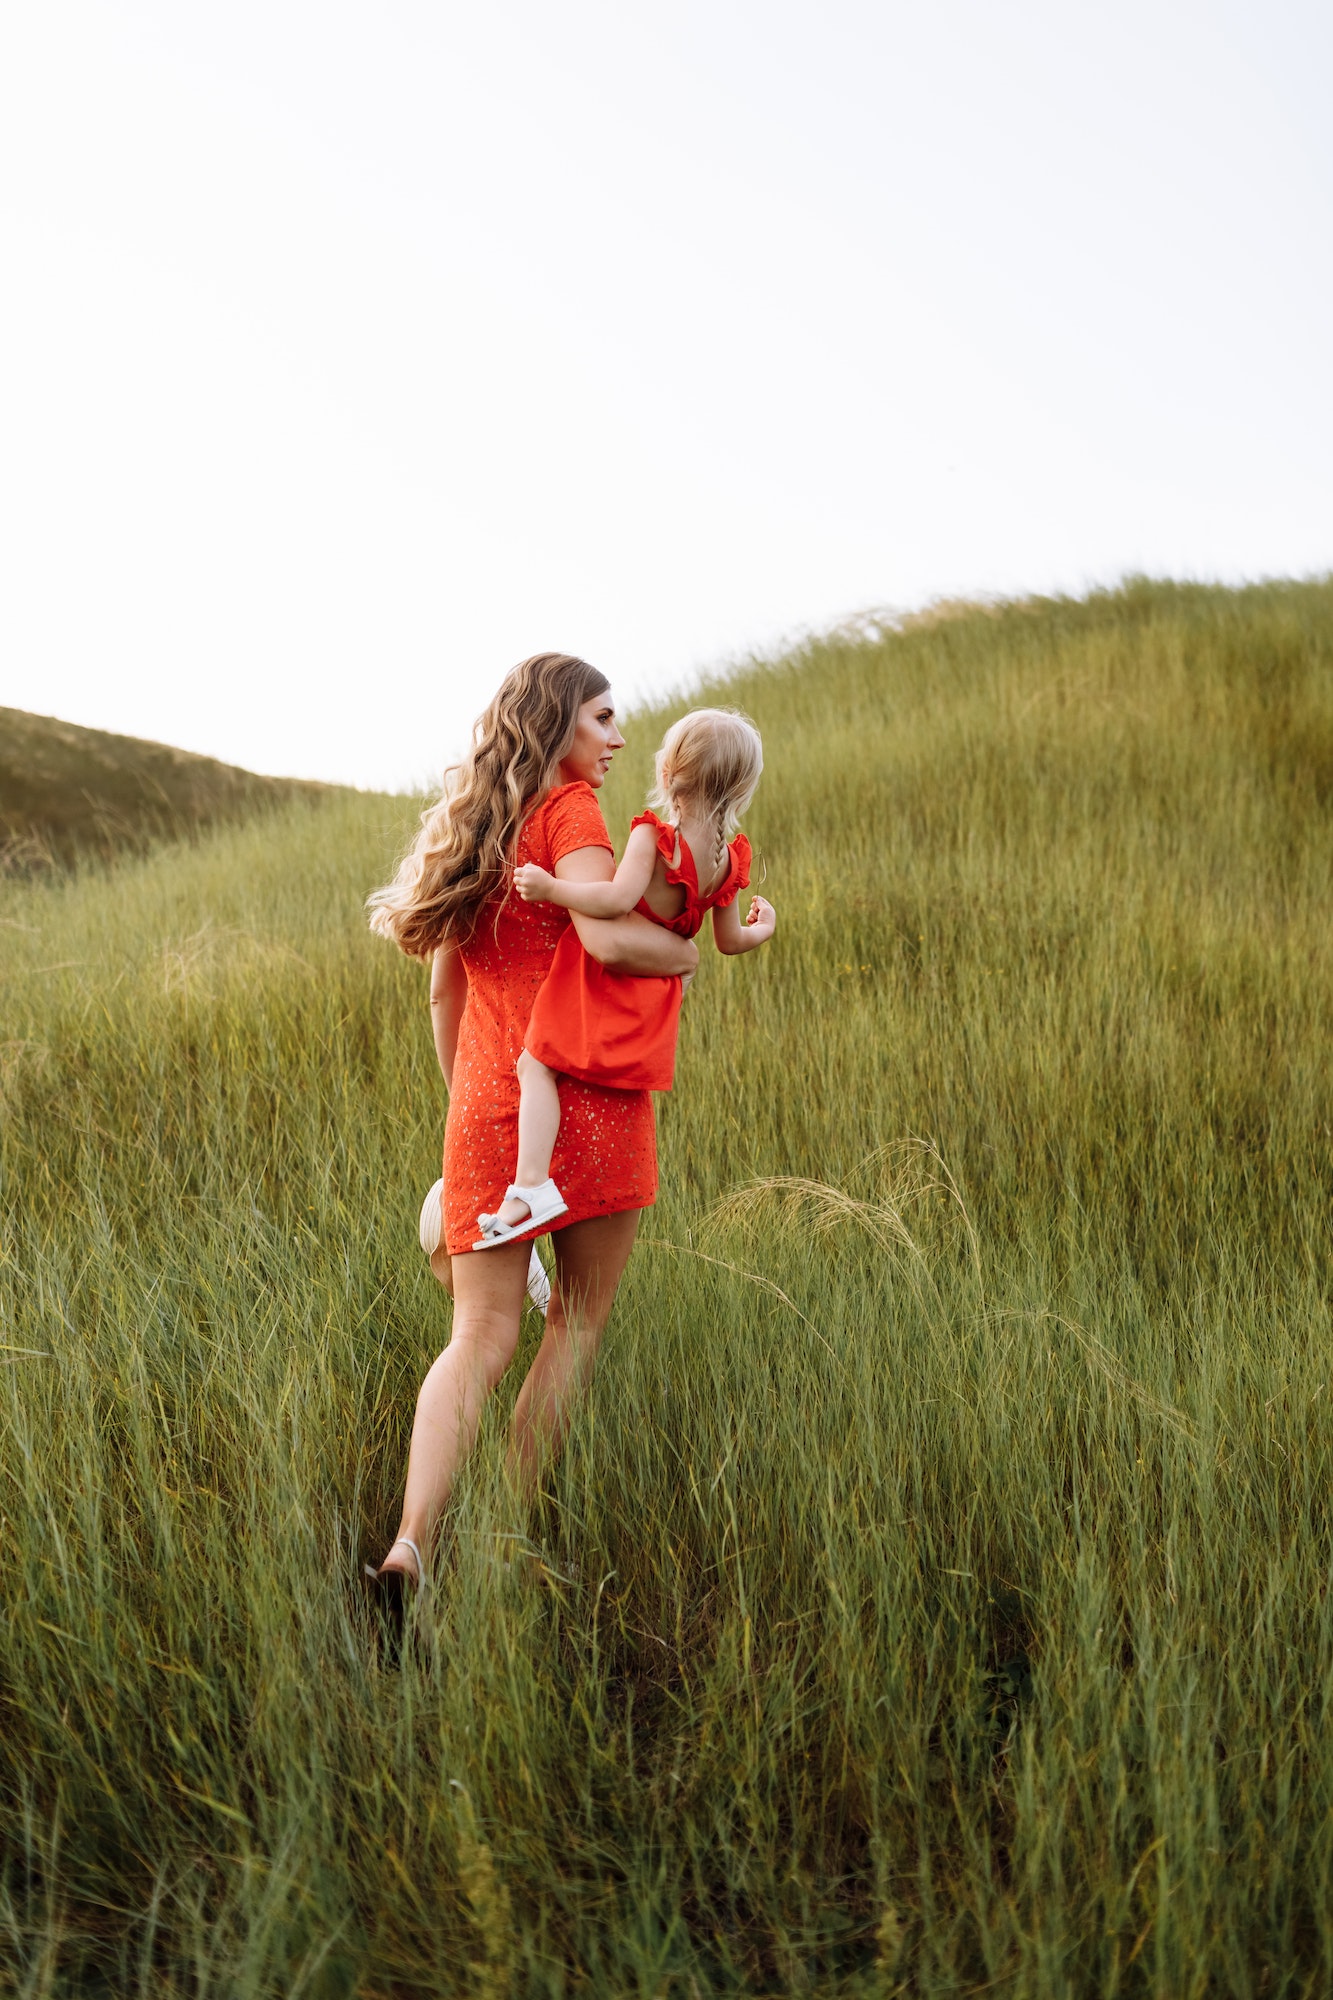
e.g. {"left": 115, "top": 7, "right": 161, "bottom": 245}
{"left": 370, "top": 1536, "right": 422, "bottom": 1585}
{"left": 362, "top": 1536, "right": 424, "bottom": 1659}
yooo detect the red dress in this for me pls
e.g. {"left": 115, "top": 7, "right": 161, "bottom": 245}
{"left": 524, "top": 810, "right": 752, "bottom": 1093}
{"left": 440, "top": 782, "right": 658, "bottom": 1256}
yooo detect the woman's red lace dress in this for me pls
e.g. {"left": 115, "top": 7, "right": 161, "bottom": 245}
{"left": 440, "top": 782, "right": 658, "bottom": 1255}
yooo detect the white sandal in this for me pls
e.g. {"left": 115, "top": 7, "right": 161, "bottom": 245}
{"left": 418, "top": 1177, "right": 550, "bottom": 1311}
{"left": 358, "top": 1536, "right": 420, "bottom": 1648}
{"left": 380, "top": 1535, "right": 422, "bottom": 1582}
{"left": 473, "top": 1179, "right": 567, "bottom": 1250}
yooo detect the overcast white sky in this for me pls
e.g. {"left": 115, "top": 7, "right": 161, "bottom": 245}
{"left": 2, "top": 1, "right": 1330, "bottom": 790}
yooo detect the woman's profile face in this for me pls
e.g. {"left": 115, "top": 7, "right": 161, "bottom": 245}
{"left": 560, "top": 691, "right": 625, "bottom": 789}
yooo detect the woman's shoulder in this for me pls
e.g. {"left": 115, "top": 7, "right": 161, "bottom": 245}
{"left": 531, "top": 778, "right": 598, "bottom": 812}
{"left": 527, "top": 780, "right": 612, "bottom": 863}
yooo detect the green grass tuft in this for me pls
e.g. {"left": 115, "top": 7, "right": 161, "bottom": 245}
{"left": 2, "top": 576, "right": 1331, "bottom": 1995}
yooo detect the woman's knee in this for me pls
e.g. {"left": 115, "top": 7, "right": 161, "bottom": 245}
{"left": 446, "top": 1306, "right": 522, "bottom": 1387}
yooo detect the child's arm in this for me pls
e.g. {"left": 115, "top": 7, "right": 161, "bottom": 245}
{"left": 712, "top": 894, "right": 776, "bottom": 956}
{"left": 515, "top": 822, "right": 660, "bottom": 918}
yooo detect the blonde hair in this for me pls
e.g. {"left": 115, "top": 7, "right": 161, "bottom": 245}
{"left": 647, "top": 707, "right": 764, "bottom": 858}
{"left": 367, "top": 652, "right": 609, "bottom": 957}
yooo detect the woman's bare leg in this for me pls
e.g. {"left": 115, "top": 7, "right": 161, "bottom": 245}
{"left": 508, "top": 1207, "right": 641, "bottom": 1495}
{"left": 376, "top": 1241, "right": 528, "bottom": 1577}
{"left": 493, "top": 1051, "right": 563, "bottom": 1229}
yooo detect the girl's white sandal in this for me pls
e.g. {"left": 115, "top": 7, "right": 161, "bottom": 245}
{"left": 418, "top": 1177, "right": 549, "bottom": 1311}
{"left": 473, "top": 1179, "right": 568, "bottom": 1249}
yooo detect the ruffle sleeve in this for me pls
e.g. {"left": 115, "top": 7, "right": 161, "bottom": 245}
{"left": 629, "top": 810, "right": 680, "bottom": 871}
{"left": 543, "top": 781, "right": 614, "bottom": 867}
{"left": 712, "top": 833, "right": 752, "bottom": 909}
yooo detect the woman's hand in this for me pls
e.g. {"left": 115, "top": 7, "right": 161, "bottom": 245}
{"left": 744, "top": 895, "right": 777, "bottom": 942}
{"left": 515, "top": 862, "right": 557, "bottom": 902}
{"left": 576, "top": 911, "right": 699, "bottom": 977}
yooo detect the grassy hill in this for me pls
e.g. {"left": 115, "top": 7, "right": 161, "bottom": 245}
{"left": 0, "top": 705, "right": 328, "bottom": 871}
{"left": 1, "top": 577, "right": 1331, "bottom": 1995}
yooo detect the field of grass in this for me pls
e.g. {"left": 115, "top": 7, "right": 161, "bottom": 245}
{"left": 0, "top": 706, "right": 326, "bottom": 873}
{"left": 2, "top": 577, "right": 1331, "bottom": 1997}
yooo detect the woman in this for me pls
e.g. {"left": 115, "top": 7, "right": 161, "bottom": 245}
{"left": 364, "top": 653, "right": 698, "bottom": 1597}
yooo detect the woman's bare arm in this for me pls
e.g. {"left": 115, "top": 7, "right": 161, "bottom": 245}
{"left": 555, "top": 845, "right": 699, "bottom": 977}
{"left": 429, "top": 938, "right": 468, "bottom": 1089}
{"left": 515, "top": 823, "right": 659, "bottom": 918}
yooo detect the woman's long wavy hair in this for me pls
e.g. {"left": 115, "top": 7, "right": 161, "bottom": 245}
{"left": 368, "top": 652, "right": 610, "bottom": 958}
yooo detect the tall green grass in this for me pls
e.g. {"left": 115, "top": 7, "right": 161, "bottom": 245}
{"left": 2, "top": 578, "right": 1331, "bottom": 1996}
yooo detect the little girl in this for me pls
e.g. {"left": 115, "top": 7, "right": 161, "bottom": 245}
{"left": 474, "top": 707, "right": 776, "bottom": 1246}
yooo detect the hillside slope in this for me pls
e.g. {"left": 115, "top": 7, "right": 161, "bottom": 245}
{"left": 0, "top": 705, "right": 328, "bottom": 870}
{"left": 2, "top": 577, "right": 1332, "bottom": 1995}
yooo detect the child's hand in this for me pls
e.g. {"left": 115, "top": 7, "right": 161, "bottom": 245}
{"left": 514, "top": 863, "right": 556, "bottom": 902}
{"left": 744, "top": 895, "right": 776, "bottom": 942}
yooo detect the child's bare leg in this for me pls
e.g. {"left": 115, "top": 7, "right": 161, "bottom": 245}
{"left": 494, "top": 1050, "right": 562, "bottom": 1228}
{"left": 515, "top": 1052, "right": 561, "bottom": 1187}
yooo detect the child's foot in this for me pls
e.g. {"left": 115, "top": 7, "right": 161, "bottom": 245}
{"left": 474, "top": 1179, "right": 568, "bottom": 1249}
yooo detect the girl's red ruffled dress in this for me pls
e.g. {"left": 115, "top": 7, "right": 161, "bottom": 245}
{"left": 524, "top": 810, "right": 751, "bottom": 1093}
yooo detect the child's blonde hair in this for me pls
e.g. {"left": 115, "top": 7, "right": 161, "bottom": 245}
{"left": 648, "top": 707, "right": 764, "bottom": 844}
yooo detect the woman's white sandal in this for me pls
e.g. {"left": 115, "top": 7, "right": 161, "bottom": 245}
{"left": 389, "top": 1535, "right": 422, "bottom": 1579}
{"left": 362, "top": 1536, "right": 423, "bottom": 1649}
{"left": 363, "top": 1535, "right": 422, "bottom": 1587}
{"left": 473, "top": 1179, "right": 567, "bottom": 1250}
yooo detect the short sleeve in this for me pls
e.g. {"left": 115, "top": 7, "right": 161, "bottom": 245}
{"left": 629, "top": 810, "right": 678, "bottom": 865}
{"left": 712, "top": 833, "right": 752, "bottom": 909}
{"left": 543, "top": 781, "right": 613, "bottom": 867}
